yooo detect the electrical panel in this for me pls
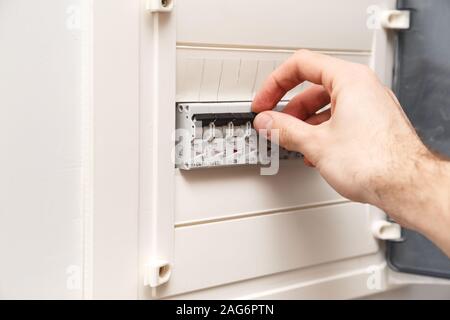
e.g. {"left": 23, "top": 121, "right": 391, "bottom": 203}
{"left": 174, "top": 102, "right": 302, "bottom": 170}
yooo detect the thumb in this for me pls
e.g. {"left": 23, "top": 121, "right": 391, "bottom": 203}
{"left": 253, "top": 111, "right": 318, "bottom": 156}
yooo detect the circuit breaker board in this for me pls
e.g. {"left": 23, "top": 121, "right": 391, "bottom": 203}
{"left": 175, "top": 102, "right": 302, "bottom": 170}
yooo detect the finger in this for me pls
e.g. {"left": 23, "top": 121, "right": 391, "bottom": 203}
{"left": 305, "top": 109, "right": 332, "bottom": 125}
{"left": 282, "top": 85, "right": 330, "bottom": 120}
{"left": 252, "top": 49, "right": 348, "bottom": 113}
{"left": 253, "top": 110, "right": 318, "bottom": 156}
{"left": 303, "top": 157, "right": 315, "bottom": 167}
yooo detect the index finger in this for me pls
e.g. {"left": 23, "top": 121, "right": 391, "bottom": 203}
{"left": 252, "top": 50, "right": 348, "bottom": 113}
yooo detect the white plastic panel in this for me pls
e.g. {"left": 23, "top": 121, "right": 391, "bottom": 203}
{"left": 176, "top": 0, "right": 377, "bottom": 51}
{"left": 161, "top": 0, "right": 395, "bottom": 299}
{"left": 175, "top": 162, "right": 344, "bottom": 224}
{"left": 159, "top": 202, "right": 379, "bottom": 297}
{"left": 172, "top": 255, "right": 388, "bottom": 299}
{"left": 176, "top": 48, "right": 370, "bottom": 102}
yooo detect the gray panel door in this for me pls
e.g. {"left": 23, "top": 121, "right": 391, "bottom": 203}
{"left": 387, "top": 0, "right": 450, "bottom": 279}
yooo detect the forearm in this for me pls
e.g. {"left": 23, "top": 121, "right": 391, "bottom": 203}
{"left": 374, "top": 152, "right": 450, "bottom": 256}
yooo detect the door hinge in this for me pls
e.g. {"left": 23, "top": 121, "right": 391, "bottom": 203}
{"left": 144, "top": 260, "right": 172, "bottom": 288}
{"left": 371, "top": 220, "right": 404, "bottom": 242}
{"left": 380, "top": 10, "right": 410, "bottom": 30}
{"left": 146, "top": 0, "right": 174, "bottom": 13}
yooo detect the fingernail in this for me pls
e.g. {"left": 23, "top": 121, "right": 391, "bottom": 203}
{"left": 254, "top": 113, "right": 273, "bottom": 131}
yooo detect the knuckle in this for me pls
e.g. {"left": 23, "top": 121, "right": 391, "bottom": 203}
{"left": 355, "top": 64, "right": 376, "bottom": 79}
{"left": 294, "top": 48, "right": 312, "bottom": 60}
{"left": 269, "top": 73, "right": 286, "bottom": 92}
{"left": 340, "top": 64, "right": 378, "bottom": 89}
{"left": 277, "top": 121, "right": 304, "bottom": 152}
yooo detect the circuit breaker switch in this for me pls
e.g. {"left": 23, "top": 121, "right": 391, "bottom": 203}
{"left": 204, "top": 123, "right": 217, "bottom": 142}
{"left": 175, "top": 102, "right": 301, "bottom": 170}
{"left": 245, "top": 121, "right": 252, "bottom": 137}
{"left": 225, "top": 122, "right": 234, "bottom": 139}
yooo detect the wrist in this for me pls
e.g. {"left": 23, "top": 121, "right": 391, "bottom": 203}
{"left": 424, "top": 158, "right": 450, "bottom": 254}
{"left": 414, "top": 156, "right": 450, "bottom": 231}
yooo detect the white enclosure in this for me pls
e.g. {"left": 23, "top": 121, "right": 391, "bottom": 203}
{"left": 1, "top": 0, "right": 449, "bottom": 299}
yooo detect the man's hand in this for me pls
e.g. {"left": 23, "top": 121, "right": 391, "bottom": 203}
{"left": 252, "top": 49, "right": 450, "bottom": 256}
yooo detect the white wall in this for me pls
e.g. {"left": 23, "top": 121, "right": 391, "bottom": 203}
{"left": 0, "top": 0, "right": 84, "bottom": 299}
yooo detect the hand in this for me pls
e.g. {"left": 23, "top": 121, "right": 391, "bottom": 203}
{"left": 252, "top": 49, "right": 450, "bottom": 255}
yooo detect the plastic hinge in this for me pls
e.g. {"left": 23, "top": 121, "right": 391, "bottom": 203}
{"left": 144, "top": 260, "right": 172, "bottom": 288}
{"left": 146, "top": 0, "right": 174, "bottom": 13}
{"left": 371, "top": 220, "right": 404, "bottom": 242}
{"left": 380, "top": 10, "right": 410, "bottom": 30}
